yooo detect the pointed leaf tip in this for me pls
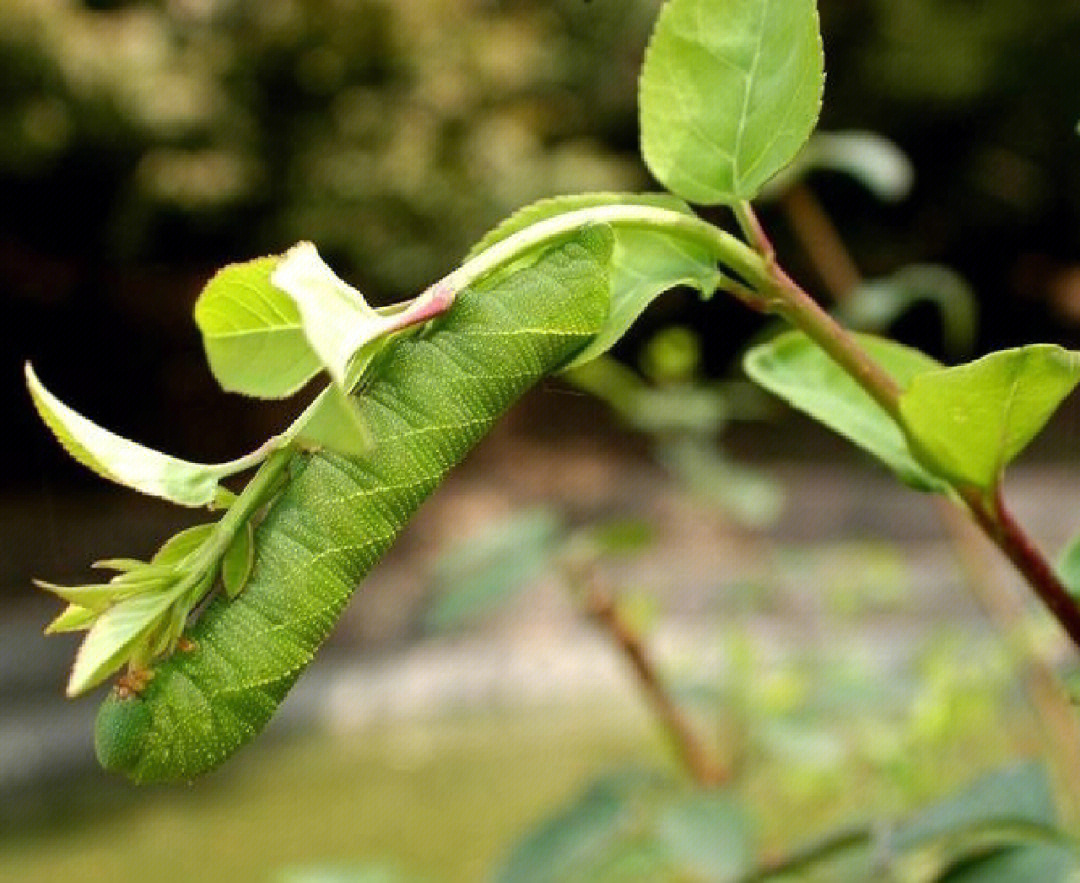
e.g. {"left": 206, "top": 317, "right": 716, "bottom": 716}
{"left": 899, "top": 344, "right": 1080, "bottom": 492}
{"left": 26, "top": 363, "right": 229, "bottom": 507}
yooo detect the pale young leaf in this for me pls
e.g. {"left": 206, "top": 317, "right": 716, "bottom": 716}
{"left": 68, "top": 592, "right": 175, "bottom": 696}
{"left": 45, "top": 604, "right": 99, "bottom": 635}
{"left": 270, "top": 242, "right": 387, "bottom": 389}
{"left": 26, "top": 365, "right": 255, "bottom": 507}
{"left": 193, "top": 256, "right": 322, "bottom": 399}
{"left": 151, "top": 523, "right": 216, "bottom": 566}
{"left": 272, "top": 243, "right": 455, "bottom": 392}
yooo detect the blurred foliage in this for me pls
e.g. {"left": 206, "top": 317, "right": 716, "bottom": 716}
{"left": 0, "top": 0, "right": 657, "bottom": 294}
{"left": 3, "top": 0, "right": 1079, "bottom": 298}
{"left": 7, "top": 0, "right": 1080, "bottom": 492}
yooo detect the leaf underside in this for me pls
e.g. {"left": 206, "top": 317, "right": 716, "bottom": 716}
{"left": 744, "top": 331, "right": 947, "bottom": 492}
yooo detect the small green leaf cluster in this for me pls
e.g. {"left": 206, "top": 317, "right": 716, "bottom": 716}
{"left": 28, "top": 239, "right": 442, "bottom": 695}
{"left": 37, "top": 521, "right": 252, "bottom": 696}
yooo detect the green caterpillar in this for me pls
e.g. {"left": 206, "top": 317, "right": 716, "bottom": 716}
{"left": 94, "top": 231, "right": 611, "bottom": 782}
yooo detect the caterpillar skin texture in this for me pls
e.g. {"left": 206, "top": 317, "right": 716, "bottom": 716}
{"left": 95, "top": 235, "right": 610, "bottom": 782}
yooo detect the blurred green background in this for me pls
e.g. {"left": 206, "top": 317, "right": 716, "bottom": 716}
{"left": 5, "top": 1, "right": 1080, "bottom": 880}
{"left": 7, "top": 0, "right": 1080, "bottom": 489}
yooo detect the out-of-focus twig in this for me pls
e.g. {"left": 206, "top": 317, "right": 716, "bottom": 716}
{"left": 781, "top": 183, "right": 862, "bottom": 300}
{"left": 567, "top": 560, "right": 728, "bottom": 787}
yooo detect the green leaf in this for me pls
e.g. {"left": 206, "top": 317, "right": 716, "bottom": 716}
{"left": 293, "top": 385, "right": 371, "bottom": 456}
{"left": 497, "top": 772, "right": 755, "bottom": 882}
{"left": 34, "top": 579, "right": 133, "bottom": 611}
{"left": 151, "top": 523, "right": 216, "bottom": 566}
{"left": 272, "top": 242, "right": 455, "bottom": 391}
{"left": 889, "top": 762, "right": 1080, "bottom": 881}
{"left": 194, "top": 256, "right": 322, "bottom": 399}
{"left": 222, "top": 521, "right": 254, "bottom": 599}
{"left": 936, "top": 843, "right": 1080, "bottom": 883}
{"left": 496, "top": 772, "right": 656, "bottom": 883}
{"left": 639, "top": 0, "right": 825, "bottom": 204}
{"left": 270, "top": 242, "right": 389, "bottom": 389}
{"left": 466, "top": 194, "right": 721, "bottom": 368}
{"left": 68, "top": 591, "right": 176, "bottom": 696}
{"left": 45, "top": 604, "right": 98, "bottom": 635}
{"left": 899, "top": 345, "right": 1080, "bottom": 492}
{"left": 894, "top": 762, "right": 1057, "bottom": 849}
{"left": 657, "top": 793, "right": 754, "bottom": 880}
{"left": 744, "top": 331, "right": 948, "bottom": 492}
{"left": 26, "top": 364, "right": 261, "bottom": 508}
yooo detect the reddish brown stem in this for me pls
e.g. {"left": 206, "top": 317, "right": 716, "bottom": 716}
{"left": 964, "top": 487, "right": 1080, "bottom": 649}
{"left": 581, "top": 572, "right": 727, "bottom": 787}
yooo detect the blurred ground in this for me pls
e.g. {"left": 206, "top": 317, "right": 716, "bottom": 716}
{"left": 3, "top": 395, "right": 1078, "bottom": 880}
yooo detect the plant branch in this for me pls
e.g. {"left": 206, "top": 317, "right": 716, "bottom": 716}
{"left": 734, "top": 199, "right": 1080, "bottom": 654}
{"left": 962, "top": 487, "right": 1080, "bottom": 649}
{"left": 776, "top": 180, "right": 1080, "bottom": 810}
{"left": 939, "top": 501, "right": 1080, "bottom": 822}
{"left": 734, "top": 200, "right": 775, "bottom": 264}
{"left": 569, "top": 561, "right": 728, "bottom": 787}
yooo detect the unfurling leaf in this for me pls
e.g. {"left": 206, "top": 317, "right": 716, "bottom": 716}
{"left": 272, "top": 242, "right": 455, "bottom": 391}
{"left": 744, "top": 331, "right": 948, "bottom": 492}
{"left": 639, "top": 0, "right": 824, "bottom": 204}
{"left": 899, "top": 345, "right": 1080, "bottom": 492}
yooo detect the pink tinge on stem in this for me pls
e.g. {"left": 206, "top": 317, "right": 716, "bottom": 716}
{"left": 385, "top": 283, "right": 456, "bottom": 334}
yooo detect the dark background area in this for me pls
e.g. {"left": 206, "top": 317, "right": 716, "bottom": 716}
{"left": 5, "top": 0, "right": 1080, "bottom": 492}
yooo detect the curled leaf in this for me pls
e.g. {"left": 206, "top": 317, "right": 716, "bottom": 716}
{"left": 272, "top": 242, "right": 455, "bottom": 391}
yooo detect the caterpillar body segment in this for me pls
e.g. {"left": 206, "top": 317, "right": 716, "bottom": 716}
{"left": 95, "top": 233, "right": 611, "bottom": 782}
